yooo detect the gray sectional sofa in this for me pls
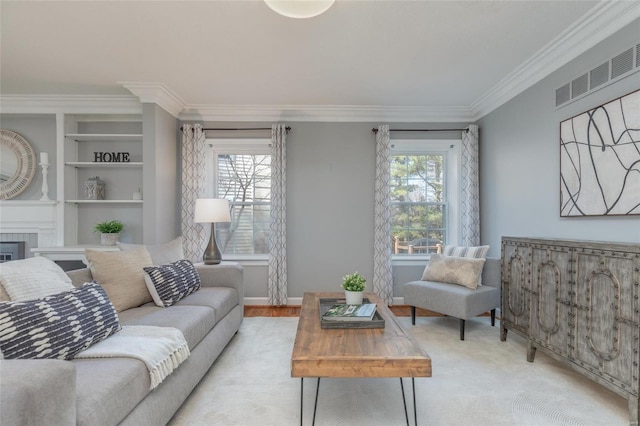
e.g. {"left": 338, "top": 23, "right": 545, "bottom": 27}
{"left": 0, "top": 262, "right": 244, "bottom": 426}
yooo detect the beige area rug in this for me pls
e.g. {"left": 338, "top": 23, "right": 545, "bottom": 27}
{"left": 169, "top": 317, "right": 628, "bottom": 426}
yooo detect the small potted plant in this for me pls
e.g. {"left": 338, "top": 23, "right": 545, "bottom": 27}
{"left": 342, "top": 272, "right": 366, "bottom": 305}
{"left": 94, "top": 220, "right": 124, "bottom": 246}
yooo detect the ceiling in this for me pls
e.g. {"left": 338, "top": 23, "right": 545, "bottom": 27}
{"left": 1, "top": 1, "right": 638, "bottom": 121}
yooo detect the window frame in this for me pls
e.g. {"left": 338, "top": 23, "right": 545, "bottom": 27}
{"left": 207, "top": 138, "right": 271, "bottom": 263}
{"left": 390, "top": 139, "right": 461, "bottom": 264}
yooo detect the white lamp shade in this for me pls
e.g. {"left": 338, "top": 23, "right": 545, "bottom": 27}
{"left": 264, "top": 0, "right": 334, "bottom": 19}
{"left": 194, "top": 199, "right": 231, "bottom": 223}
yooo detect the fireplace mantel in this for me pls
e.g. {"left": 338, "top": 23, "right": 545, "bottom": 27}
{"left": 0, "top": 200, "right": 59, "bottom": 247}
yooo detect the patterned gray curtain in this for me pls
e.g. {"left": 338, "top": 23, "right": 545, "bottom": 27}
{"left": 373, "top": 125, "right": 393, "bottom": 305}
{"left": 268, "top": 124, "right": 288, "bottom": 306}
{"left": 180, "top": 124, "right": 208, "bottom": 263}
{"left": 460, "top": 125, "right": 480, "bottom": 246}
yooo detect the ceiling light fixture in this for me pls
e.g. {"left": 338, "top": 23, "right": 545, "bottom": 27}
{"left": 264, "top": 0, "right": 335, "bottom": 19}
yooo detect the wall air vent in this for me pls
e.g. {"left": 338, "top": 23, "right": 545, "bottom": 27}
{"left": 611, "top": 47, "right": 634, "bottom": 79}
{"left": 555, "top": 40, "right": 639, "bottom": 108}
{"left": 571, "top": 73, "right": 588, "bottom": 99}
{"left": 589, "top": 62, "right": 609, "bottom": 90}
{"left": 556, "top": 83, "right": 571, "bottom": 107}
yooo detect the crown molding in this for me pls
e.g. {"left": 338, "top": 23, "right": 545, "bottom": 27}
{"left": 179, "top": 104, "right": 474, "bottom": 123}
{"left": 470, "top": 1, "right": 640, "bottom": 120}
{"left": 0, "top": 95, "right": 142, "bottom": 114}
{"left": 119, "top": 82, "right": 185, "bottom": 118}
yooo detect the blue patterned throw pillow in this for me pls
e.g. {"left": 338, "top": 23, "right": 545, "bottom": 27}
{"left": 143, "top": 259, "right": 201, "bottom": 307}
{"left": 0, "top": 282, "right": 121, "bottom": 360}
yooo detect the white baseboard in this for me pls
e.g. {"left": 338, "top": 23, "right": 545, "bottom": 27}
{"left": 244, "top": 296, "right": 406, "bottom": 306}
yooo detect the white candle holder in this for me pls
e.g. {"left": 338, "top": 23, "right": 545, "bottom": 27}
{"left": 40, "top": 161, "right": 50, "bottom": 201}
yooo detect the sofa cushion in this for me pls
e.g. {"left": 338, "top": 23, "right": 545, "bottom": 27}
{"left": 0, "top": 256, "right": 74, "bottom": 301}
{"left": 174, "top": 287, "right": 238, "bottom": 320}
{"left": 117, "top": 237, "right": 185, "bottom": 266}
{"left": 86, "top": 247, "right": 154, "bottom": 312}
{"left": 421, "top": 254, "right": 486, "bottom": 290}
{"left": 143, "top": 260, "right": 200, "bottom": 307}
{"left": 118, "top": 305, "right": 215, "bottom": 350}
{"left": 442, "top": 245, "right": 489, "bottom": 259}
{"left": 0, "top": 283, "right": 121, "bottom": 360}
{"left": 73, "top": 357, "right": 150, "bottom": 426}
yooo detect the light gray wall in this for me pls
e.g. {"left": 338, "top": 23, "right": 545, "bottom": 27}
{"left": 198, "top": 122, "right": 469, "bottom": 299}
{"left": 143, "top": 104, "right": 179, "bottom": 245}
{"left": 0, "top": 114, "right": 57, "bottom": 200}
{"left": 478, "top": 18, "right": 640, "bottom": 258}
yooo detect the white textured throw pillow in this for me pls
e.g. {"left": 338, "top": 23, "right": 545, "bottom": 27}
{"left": 0, "top": 256, "right": 74, "bottom": 301}
{"left": 421, "top": 254, "right": 486, "bottom": 290}
{"left": 117, "top": 237, "right": 185, "bottom": 266}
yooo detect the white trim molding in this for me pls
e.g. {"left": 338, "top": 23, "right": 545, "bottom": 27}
{"left": 0, "top": 95, "right": 142, "bottom": 115}
{"left": 119, "top": 82, "right": 186, "bottom": 118}
{"left": 470, "top": 0, "right": 640, "bottom": 120}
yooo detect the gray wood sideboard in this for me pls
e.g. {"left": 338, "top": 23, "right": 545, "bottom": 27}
{"left": 500, "top": 237, "right": 640, "bottom": 425}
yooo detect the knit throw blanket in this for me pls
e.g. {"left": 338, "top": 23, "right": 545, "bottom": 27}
{"left": 75, "top": 325, "right": 190, "bottom": 390}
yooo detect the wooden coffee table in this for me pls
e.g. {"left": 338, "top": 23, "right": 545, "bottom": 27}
{"left": 291, "top": 292, "right": 431, "bottom": 425}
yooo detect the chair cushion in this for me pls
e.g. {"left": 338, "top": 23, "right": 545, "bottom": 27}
{"left": 404, "top": 279, "right": 500, "bottom": 320}
{"left": 421, "top": 254, "right": 486, "bottom": 290}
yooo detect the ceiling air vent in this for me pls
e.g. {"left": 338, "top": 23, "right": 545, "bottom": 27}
{"left": 571, "top": 73, "right": 588, "bottom": 99}
{"left": 555, "top": 40, "right": 639, "bottom": 109}
{"left": 556, "top": 83, "right": 570, "bottom": 107}
{"left": 611, "top": 47, "right": 634, "bottom": 79}
{"left": 589, "top": 62, "right": 609, "bottom": 90}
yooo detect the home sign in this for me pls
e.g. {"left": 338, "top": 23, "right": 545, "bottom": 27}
{"left": 93, "top": 152, "right": 131, "bottom": 162}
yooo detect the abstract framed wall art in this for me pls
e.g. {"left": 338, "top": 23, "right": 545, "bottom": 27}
{"left": 560, "top": 88, "right": 640, "bottom": 216}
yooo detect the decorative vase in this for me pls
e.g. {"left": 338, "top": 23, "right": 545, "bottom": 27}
{"left": 344, "top": 290, "right": 364, "bottom": 305}
{"left": 100, "top": 233, "right": 120, "bottom": 246}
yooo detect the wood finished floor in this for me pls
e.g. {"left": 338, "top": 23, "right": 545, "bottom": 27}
{"left": 244, "top": 305, "right": 443, "bottom": 317}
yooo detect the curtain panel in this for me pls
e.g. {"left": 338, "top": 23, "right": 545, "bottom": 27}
{"left": 373, "top": 125, "right": 393, "bottom": 306}
{"left": 180, "top": 124, "right": 208, "bottom": 263}
{"left": 268, "top": 124, "right": 288, "bottom": 306}
{"left": 460, "top": 125, "right": 480, "bottom": 246}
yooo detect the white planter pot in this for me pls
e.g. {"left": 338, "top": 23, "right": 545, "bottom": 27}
{"left": 344, "top": 290, "right": 364, "bottom": 305}
{"left": 100, "top": 233, "right": 120, "bottom": 246}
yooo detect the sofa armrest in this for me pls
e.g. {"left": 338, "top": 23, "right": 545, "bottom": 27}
{"left": 1, "top": 359, "right": 76, "bottom": 426}
{"left": 196, "top": 262, "right": 244, "bottom": 306}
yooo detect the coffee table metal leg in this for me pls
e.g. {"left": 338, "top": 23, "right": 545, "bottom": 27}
{"left": 300, "top": 379, "right": 304, "bottom": 426}
{"left": 400, "top": 378, "right": 410, "bottom": 426}
{"left": 412, "top": 378, "right": 417, "bottom": 426}
{"left": 312, "top": 378, "right": 320, "bottom": 426}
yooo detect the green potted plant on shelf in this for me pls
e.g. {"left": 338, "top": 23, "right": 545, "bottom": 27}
{"left": 94, "top": 220, "right": 124, "bottom": 246}
{"left": 342, "top": 272, "right": 366, "bottom": 305}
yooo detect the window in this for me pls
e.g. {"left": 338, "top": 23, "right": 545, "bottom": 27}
{"left": 390, "top": 140, "right": 460, "bottom": 259}
{"left": 209, "top": 140, "right": 271, "bottom": 257}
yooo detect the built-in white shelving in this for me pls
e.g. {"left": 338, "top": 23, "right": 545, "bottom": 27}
{"left": 65, "top": 162, "right": 143, "bottom": 168}
{"left": 64, "top": 133, "right": 142, "bottom": 142}
{"left": 65, "top": 200, "right": 143, "bottom": 204}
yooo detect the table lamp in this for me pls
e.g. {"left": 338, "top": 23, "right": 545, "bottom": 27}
{"left": 194, "top": 198, "right": 231, "bottom": 265}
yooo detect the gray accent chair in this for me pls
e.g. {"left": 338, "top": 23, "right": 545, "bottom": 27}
{"left": 403, "top": 258, "right": 501, "bottom": 340}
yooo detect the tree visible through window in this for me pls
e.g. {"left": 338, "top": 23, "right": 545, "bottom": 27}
{"left": 216, "top": 153, "right": 271, "bottom": 255}
{"left": 390, "top": 154, "right": 446, "bottom": 255}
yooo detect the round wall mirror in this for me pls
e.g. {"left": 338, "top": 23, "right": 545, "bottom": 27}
{"left": 0, "top": 129, "right": 37, "bottom": 200}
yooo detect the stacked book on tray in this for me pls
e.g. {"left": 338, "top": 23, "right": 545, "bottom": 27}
{"left": 322, "top": 303, "right": 377, "bottom": 322}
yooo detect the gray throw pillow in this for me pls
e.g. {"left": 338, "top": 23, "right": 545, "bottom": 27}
{"left": 117, "top": 237, "right": 185, "bottom": 265}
